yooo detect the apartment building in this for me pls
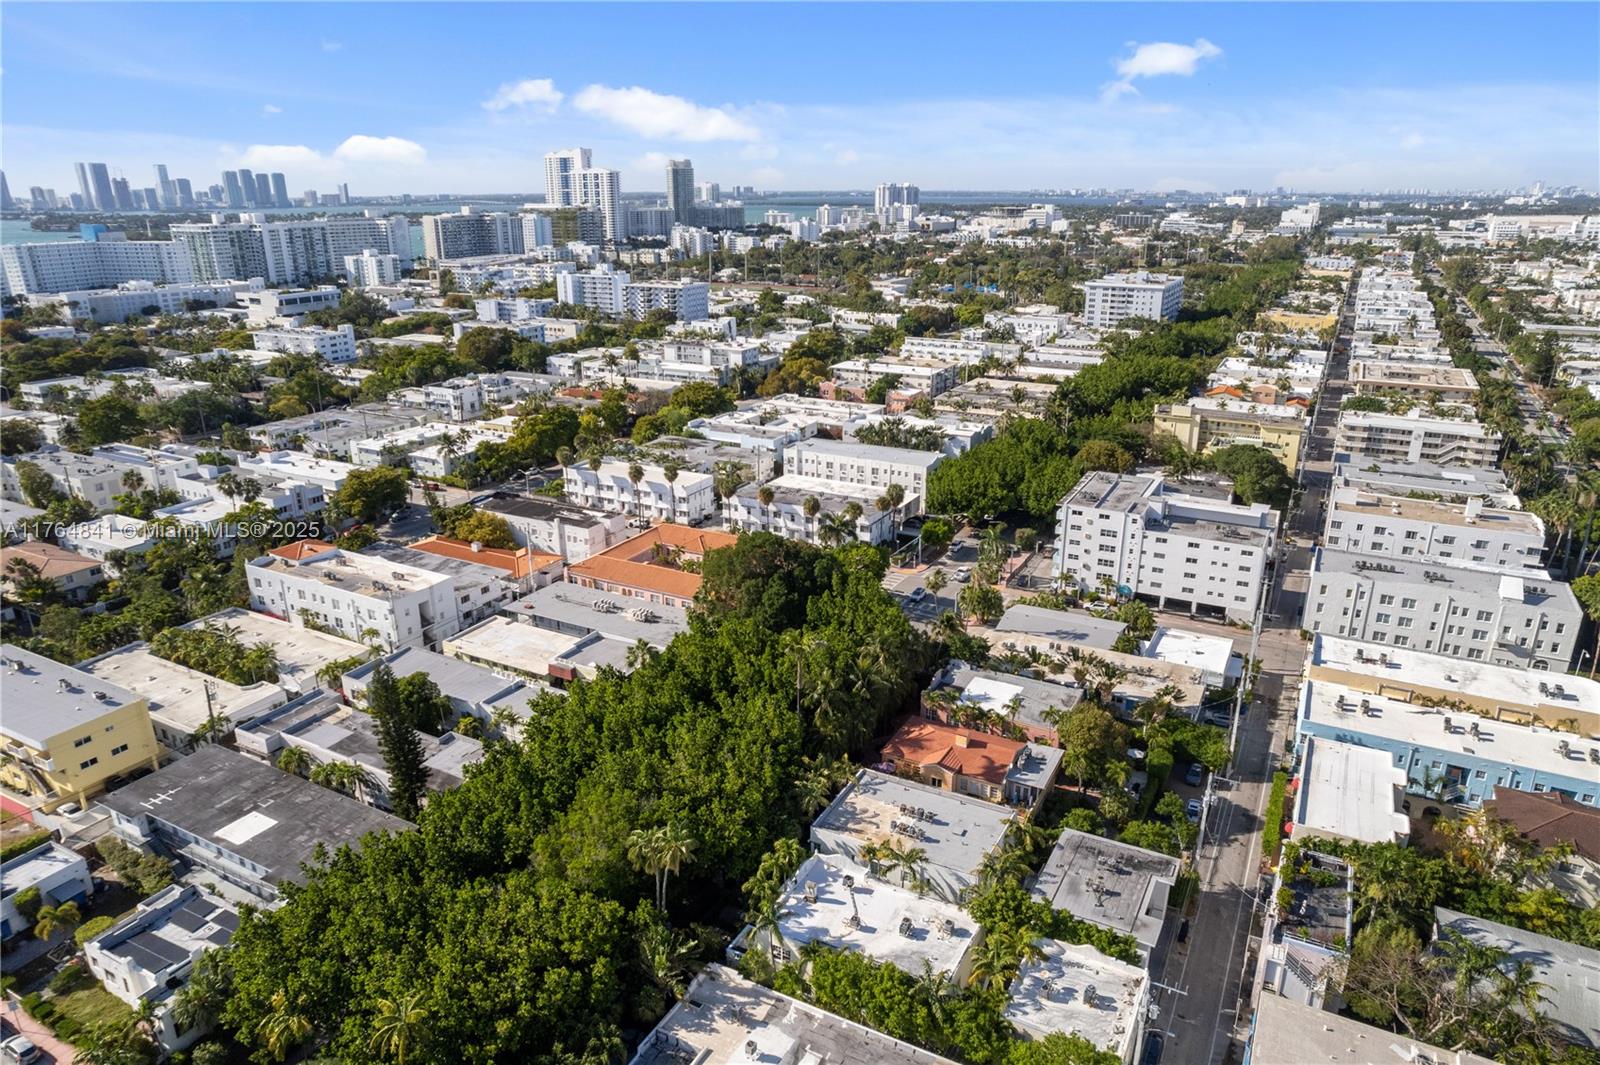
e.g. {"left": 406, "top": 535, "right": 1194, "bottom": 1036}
{"left": 0, "top": 540, "right": 105, "bottom": 603}
{"left": 898, "top": 335, "right": 1023, "bottom": 364}
{"left": 37, "top": 278, "right": 247, "bottom": 324}
{"left": 1152, "top": 397, "right": 1309, "bottom": 474}
{"left": 1334, "top": 409, "right": 1502, "bottom": 469}
{"left": 0, "top": 646, "right": 162, "bottom": 812}
{"left": 251, "top": 323, "right": 358, "bottom": 363}
{"left": 1, "top": 450, "right": 127, "bottom": 512}
{"left": 1032, "top": 828, "right": 1179, "bottom": 962}
{"left": 246, "top": 543, "right": 462, "bottom": 648}
{"left": 240, "top": 286, "right": 341, "bottom": 323}
{"left": 828, "top": 355, "right": 962, "bottom": 398}
{"left": 102, "top": 745, "right": 408, "bottom": 903}
{"left": 1322, "top": 485, "right": 1546, "bottom": 570}
{"left": 1301, "top": 549, "right": 1581, "bottom": 672}
{"left": 566, "top": 525, "right": 737, "bottom": 609}
{"left": 726, "top": 475, "right": 899, "bottom": 545}
{"left": 1055, "top": 471, "right": 1277, "bottom": 623}
{"left": 782, "top": 437, "right": 942, "bottom": 504}
{"left": 555, "top": 265, "right": 710, "bottom": 321}
{"left": 2, "top": 236, "right": 193, "bottom": 295}
{"left": 1082, "top": 271, "right": 1183, "bottom": 329}
{"left": 475, "top": 495, "right": 627, "bottom": 561}
{"left": 1330, "top": 457, "right": 1515, "bottom": 506}
{"left": 1, "top": 842, "right": 93, "bottom": 941}
{"left": 343, "top": 250, "right": 402, "bottom": 287}
{"left": 560, "top": 458, "right": 717, "bottom": 524}
{"left": 879, "top": 718, "right": 1061, "bottom": 814}
{"left": 323, "top": 212, "right": 412, "bottom": 268}
{"left": 1348, "top": 361, "right": 1480, "bottom": 404}
{"left": 420, "top": 208, "right": 521, "bottom": 261}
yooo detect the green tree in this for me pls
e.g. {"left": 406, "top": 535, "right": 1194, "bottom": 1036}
{"left": 32, "top": 899, "right": 82, "bottom": 942}
{"left": 365, "top": 664, "right": 429, "bottom": 820}
{"left": 369, "top": 991, "right": 430, "bottom": 1065}
{"left": 13, "top": 459, "right": 61, "bottom": 507}
{"left": 439, "top": 509, "right": 517, "bottom": 548}
{"left": 334, "top": 465, "right": 409, "bottom": 525}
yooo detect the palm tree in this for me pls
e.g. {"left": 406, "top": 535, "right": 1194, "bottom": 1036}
{"left": 627, "top": 462, "right": 646, "bottom": 517}
{"left": 555, "top": 445, "right": 573, "bottom": 471}
{"left": 256, "top": 990, "right": 313, "bottom": 1062}
{"left": 802, "top": 495, "right": 821, "bottom": 541}
{"left": 310, "top": 760, "right": 375, "bottom": 804}
{"left": 32, "top": 900, "right": 81, "bottom": 942}
{"left": 882, "top": 483, "right": 906, "bottom": 538}
{"left": 627, "top": 824, "right": 697, "bottom": 914}
{"left": 749, "top": 898, "right": 793, "bottom": 963}
{"left": 877, "top": 842, "right": 927, "bottom": 889}
{"left": 275, "top": 746, "right": 313, "bottom": 778}
{"left": 172, "top": 949, "right": 231, "bottom": 1033}
{"left": 661, "top": 460, "right": 680, "bottom": 523}
{"left": 757, "top": 485, "right": 776, "bottom": 531}
{"left": 369, "top": 992, "right": 429, "bottom": 1065}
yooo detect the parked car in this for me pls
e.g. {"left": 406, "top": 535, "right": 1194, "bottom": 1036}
{"left": 954, "top": 567, "right": 972, "bottom": 583}
{"left": 1185, "top": 798, "right": 1203, "bottom": 822}
{"left": 2, "top": 1035, "right": 41, "bottom": 1065}
{"left": 1141, "top": 1031, "right": 1164, "bottom": 1065}
{"left": 1184, "top": 762, "right": 1205, "bottom": 787}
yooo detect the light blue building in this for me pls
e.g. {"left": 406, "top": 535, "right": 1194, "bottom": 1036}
{"left": 1296, "top": 680, "right": 1600, "bottom": 810}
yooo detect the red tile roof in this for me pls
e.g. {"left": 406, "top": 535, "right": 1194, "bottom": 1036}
{"left": 881, "top": 719, "right": 1022, "bottom": 787}
{"left": 1488, "top": 787, "right": 1600, "bottom": 861}
{"left": 407, "top": 536, "right": 562, "bottom": 579}
{"left": 0, "top": 541, "right": 101, "bottom": 581}
{"left": 567, "top": 524, "right": 738, "bottom": 602}
{"left": 269, "top": 539, "right": 336, "bottom": 561}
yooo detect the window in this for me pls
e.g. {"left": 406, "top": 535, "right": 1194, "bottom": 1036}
{"left": 79, "top": 757, "right": 99, "bottom": 770}
{"left": 73, "top": 735, "right": 93, "bottom": 748}
{"left": 111, "top": 744, "right": 128, "bottom": 756}
{"left": 1379, "top": 595, "right": 1395, "bottom": 605}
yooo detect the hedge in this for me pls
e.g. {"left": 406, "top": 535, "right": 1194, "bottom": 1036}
{"left": 0, "top": 830, "right": 51, "bottom": 863}
{"left": 1262, "top": 769, "right": 1290, "bottom": 869}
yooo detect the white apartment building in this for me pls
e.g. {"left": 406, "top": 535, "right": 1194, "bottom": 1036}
{"left": 246, "top": 545, "right": 462, "bottom": 648}
{"left": 476, "top": 495, "right": 627, "bottom": 561}
{"left": 475, "top": 296, "right": 557, "bottom": 321}
{"left": 324, "top": 212, "right": 412, "bottom": 268}
{"left": 1322, "top": 486, "right": 1546, "bottom": 571}
{"left": 576, "top": 167, "right": 625, "bottom": 241}
{"left": 237, "top": 451, "right": 357, "bottom": 493}
{"left": 1334, "top": 409, "right": 1503, "bottom": 469}
{"left": 38, "top": 279, "right": 249, "bottom": 324}
{"left": 343, "top": 250, "right": 401, "bottom": 287}
{"left": 829, "top": 356, "right": 962, "bottom": 398}
{"left": 1082, "top": 271, "right": 1183, "bottom": 329}
{"left": 1, "top": 452, "right": 127, "bottom": 513}
{"left": 420, "top": 208, "right": 521, "bottom": 261}
{"left": 240, "top": 286, "right": 341, "bottom": 323}
{"left": 781, "top": 438, "right": 942, "bottom": 503}
{"left": 898, "top": 336, "right": 1023, "bottom": 364}
{"left": 2, "top": 237, "right": 194, "bottom": 295}
{"left": 725, "top": 478, "right": 899, "bottom": 545}
{"left": 521, "top": 213, "right": 554, "bottom": 249}
{"left": 1301, "top": 551, "right": 1582, "bottom": 672}
{"left": 561, "top": 458, "right": 717, "bottom": 524}
{"left": 251, "top": 323, "right": 358, "bottom": 363}
{"left": 555, "top": 266, "right": 710, "bottom": 321}
{"left": 557, "top": 264, "right": 628, "bottom": 314}
{"left": 1056, "top": 471, "right": 1278, "bottom": 623}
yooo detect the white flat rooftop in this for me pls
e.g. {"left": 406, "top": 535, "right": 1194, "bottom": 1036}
{"left": 180, "top": 609, "right": 366, "bottom": 694}
{"left": 77, "top": 643, "right": 284, "bottom": 734}
{"left": 1311, "top": 635, "right": 1600, "bottom": 716}
{"left": 1294, "top": 736, "right": 1410, "bottom": 844}
{"left": 1005, "top": 938, "right": 1147, "bottom": 1058}
{"left": 1301, "top": 679, "right": 1600, "bottom": 779}
{"left": 443, "top": 616, "right": 581, "bottom": 675}
{"left": 771, "top": 853, "right": 976, "bottom": 977}
{"left": 1141, "top": 626, "right": 1238, "bottom": 681}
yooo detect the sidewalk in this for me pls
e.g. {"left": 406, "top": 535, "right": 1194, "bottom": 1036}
{"left": 2, "top": 994, "right": 76, "bottom": 1064}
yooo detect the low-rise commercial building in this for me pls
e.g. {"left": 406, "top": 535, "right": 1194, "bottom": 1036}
{"left": 1031, "top": 828, "right": 1179, "bottom": 963}
{"left": 102, "top": 745, "right": 409, "bottom": 903}
{"left": 0, "top": 646, "right": 161, "bottom": 812}
{"left": 1349, "top": 361, "right": 1480, "bottom": 404}
{"left": 1006, "top": 939, "right": 1149, "bottom": 1063}
{"left": 1292, "top": 735, "right": 1411, "bottom": 844}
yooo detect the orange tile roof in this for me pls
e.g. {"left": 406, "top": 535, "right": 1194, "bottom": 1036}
{"left": 880, "top": 719, "right": 1022, "bottom": 787}
{"left": 566, "top": 524, "right": 738, "bottom": 601}
{"left": 1205, "top": 385, "right": 1248, "bottom": 399}
{"left": 269, "top": 539, "right": 336, "bottom": 560}
{"left": 407, "top": 536, "right": 562, "bottom": 579}
{"left": 0, "top": 541, "right": 101, "bottom": 580}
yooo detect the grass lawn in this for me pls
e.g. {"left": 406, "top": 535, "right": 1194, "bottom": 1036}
{"left": 52, "top": 983, "right": 136, "bottom": 1034}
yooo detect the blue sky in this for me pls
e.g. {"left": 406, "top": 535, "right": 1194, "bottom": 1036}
{"left": 3, "top": 3, "right": 1596, "bottom": 196}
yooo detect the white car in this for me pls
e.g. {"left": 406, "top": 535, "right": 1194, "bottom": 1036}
{"left": 908, "top": 587, "right": 927, "bottom": 603}
{"left": 954, "top": 567, "right": 972, "bottom": 583}
{"left": 2, "top": 1035, "right": 41, "bottom": 1065}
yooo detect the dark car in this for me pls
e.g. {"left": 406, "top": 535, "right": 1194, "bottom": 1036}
{"left": 1184, "top": 762, "right": 1205, "bottom": 787}
{"left": 1141, "top": 1031, "right": 1164, "bottom": 1065}
{"left": 1177, "top": 918, "right": 1191, "bottom": 944}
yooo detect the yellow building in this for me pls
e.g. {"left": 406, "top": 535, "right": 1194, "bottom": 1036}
{"left": 1, "top": 645, "right": 161, "bottom": 812}
{"left": 1152, "top": 397, "right": 1309, "bottom": 474}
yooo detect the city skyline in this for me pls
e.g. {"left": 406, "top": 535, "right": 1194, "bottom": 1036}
{"left": 3, "top": 2, "right": 1595, "bottom": 196}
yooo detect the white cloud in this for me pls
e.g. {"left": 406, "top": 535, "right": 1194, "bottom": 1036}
{"left": 1104, "top": 38, "right": 1222, "bottom": 101}
{"left": 333, "top": 135, "right": 427, "bottom": 164}
{"left": 319, "top": 39, "right": 342, "bottom": 52}
{"left": 236, "top": 144, "right": 326, "bottom": 169}
{"left": 262, "top": 104, "right": 282, "bottom": 115}
{"left": 573, "top": 84, "right": 760, "bottom": 142}
{"left": 482, "top": 78, "right": 563, "bottom": 113}
{"left": 1400, "top": 131, "right": 1426, "bottom": 149}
